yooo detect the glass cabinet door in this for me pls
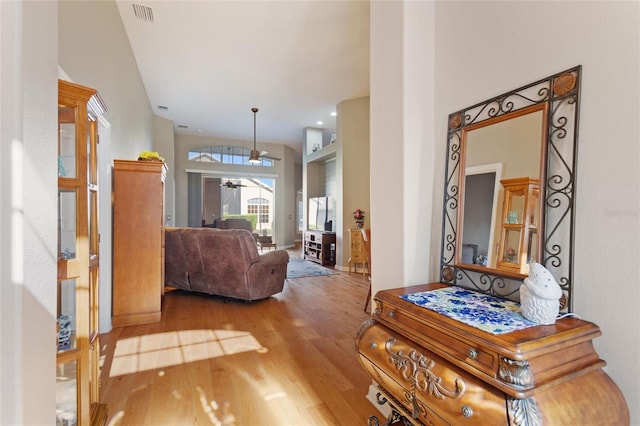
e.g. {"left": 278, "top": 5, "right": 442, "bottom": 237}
{"left": 56, "top": 359, "right": 78, "bottom": 426}
{"left": 57, "top": 278, "right": 78, "bottom": 353}
{"left": 58, "top": 190, "right": 77, "bottom": 261}
{"left": 502, "top": 228, "right": 522, "bottom": 264}
{"left": 505, "top": 192, "right": 525, "bottom": 225}
{"left": 58, "top": 106, "right": 77, "bottom": 179}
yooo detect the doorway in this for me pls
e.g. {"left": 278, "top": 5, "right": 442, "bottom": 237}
{"left": 463, "top": 163, "right": 502, "bottom": 267}
{"left": 200, "top": 175, "right": 276, "bottom": 236}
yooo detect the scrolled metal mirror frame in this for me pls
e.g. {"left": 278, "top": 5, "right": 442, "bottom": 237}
{"left": 440, "top": 66, "right": 581, "bottom": 311}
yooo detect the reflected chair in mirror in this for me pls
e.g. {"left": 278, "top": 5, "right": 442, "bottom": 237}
{"left": 361, "top": 228, "right": 372, "bottom": 312}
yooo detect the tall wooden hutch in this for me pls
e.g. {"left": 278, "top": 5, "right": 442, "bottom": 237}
{"left": 496, "top": 177, "right": 540, "bottom": 275}
{"left": 57, "top": 80, "right": 108, "bottom": 425}
{"left": 112, "top": 159, "right": 167, "bottom": 327}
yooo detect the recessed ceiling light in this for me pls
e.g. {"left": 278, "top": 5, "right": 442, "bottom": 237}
{"left": 330, "top": 112, "right": 337, "bottom": 116}
{"left": 316, "top": 121, "right": 323, "bottom": 126}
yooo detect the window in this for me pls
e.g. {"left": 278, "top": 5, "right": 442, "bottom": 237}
{"left": 248, "top": 198, "right": 269, "bottom": 223}
{"left": 188, "top": 145, "right": 274, "bottom": 167}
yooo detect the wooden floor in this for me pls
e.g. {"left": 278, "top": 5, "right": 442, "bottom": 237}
{"left": 99, "top": 248, "right": 377, "bottom": 425}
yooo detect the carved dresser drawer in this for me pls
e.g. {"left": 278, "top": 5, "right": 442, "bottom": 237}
{"left": 357, "top": 283, "right": 630, "bottom": 426}
{"left": 377, "top": 300, "right": 498, "bottom": 378}
{"left": 357, "top": 320, "right": 506, "bottom": 425}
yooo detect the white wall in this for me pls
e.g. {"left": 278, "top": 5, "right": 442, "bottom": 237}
{"left": 402, "top": 2, "right": 435, "bottom": 285}
{"left": 58, "top": 0, "right": 153, "bottom": 161}
{"left": 370, "top": 1, "right": 406, "bottom": 292}
{"left": 372, "top": 1, "right": 639, "bottom": 422}
{"left": 281, "top": 142, "right": 298, "bottom": 245}
{"left": 154, "top": 115, "right": 176, "bottom": 226}
{"left": 1, "top": 1, "right": 58, "bottom": 424}
{"left": 337, "top": 96, "right": 370, "bottom": 268}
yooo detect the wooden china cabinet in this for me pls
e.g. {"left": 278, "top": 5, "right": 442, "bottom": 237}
{"left": 57, "top": 80, "right": 108, "bottom": 425}
{"left": 496, "top": 177, "right": 539, "bottom": 275}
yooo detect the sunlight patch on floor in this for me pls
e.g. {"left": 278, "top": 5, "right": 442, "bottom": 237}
{"left": 109, "top": 329, "right": 264, "bottom": 377}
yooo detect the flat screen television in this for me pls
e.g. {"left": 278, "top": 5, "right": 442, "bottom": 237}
{"left": 308, "top": 196, "right": 334, "bottom": 232}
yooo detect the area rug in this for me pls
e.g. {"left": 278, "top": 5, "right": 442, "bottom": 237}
{"left": 287, "top": 258, "right": 338, "bottom": 279}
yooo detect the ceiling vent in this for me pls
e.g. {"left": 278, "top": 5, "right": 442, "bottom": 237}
{"left": 132, "top": 4, "right": 154, "bottom": 22}
{"left": 177, "top": 125, "right": 189, "bottom": 129}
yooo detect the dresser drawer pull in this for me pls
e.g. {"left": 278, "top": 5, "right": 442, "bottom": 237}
{"left": 461, "top": 405, "right": 473, "bottom": 418}
{"left": 466, "top": 348, "right": 478, "bottom": 360}
{"left": 370, "top": 341, "right": 378, "bottom": 349}
{"left": 388, "top": 311, "right": 396, "bottom": 318}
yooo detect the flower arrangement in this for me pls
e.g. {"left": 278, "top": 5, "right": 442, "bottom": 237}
{"left": 353, "top": 208, "right": 365, "bottom": 228}
{"left": 138, "top": 151, "right": 164, "bottom": 162}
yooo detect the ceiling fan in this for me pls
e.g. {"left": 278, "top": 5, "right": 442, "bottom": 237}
{"left": 248, "top": 108, "right": 281, "bottom": 163}
{"left": 221, "top": 180, "right": 246, "bottom": 189}
{"left": 248, "top": 108, "right": 261, "bottom": 163}
{"left": 255, "top": 150, "right": 281, "bottom": 161}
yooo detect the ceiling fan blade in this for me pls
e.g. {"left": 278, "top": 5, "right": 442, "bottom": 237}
{"left": 221, "top": 180, "right": 246, "bottom": 189}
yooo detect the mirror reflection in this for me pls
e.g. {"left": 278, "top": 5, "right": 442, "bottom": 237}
{"left": 459, "top": 108, "right": 545, "bottom": 276}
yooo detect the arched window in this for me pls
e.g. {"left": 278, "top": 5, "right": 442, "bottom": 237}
{"left": 188, "top": 145, "right": 274, "bottom": 167}
{"left": 248, "top": 198, "right": 269, "bottom": 224}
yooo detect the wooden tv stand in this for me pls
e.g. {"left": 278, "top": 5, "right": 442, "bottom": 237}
{"left": 356, "top": 282, "right": 629, "bottom": 425}
{"left": 303, "top": 230, "right": 336, "bottom": 266}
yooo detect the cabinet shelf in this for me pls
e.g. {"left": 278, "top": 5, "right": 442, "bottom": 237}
{"left": 57, "top": 259, "right": 80, "bottom": 280}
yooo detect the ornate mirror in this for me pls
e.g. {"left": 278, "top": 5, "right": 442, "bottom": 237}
{"left": 440, "top": 66, "right": 581, "bottom": 311}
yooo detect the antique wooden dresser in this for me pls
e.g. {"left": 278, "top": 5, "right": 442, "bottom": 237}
{"left": 356, "top": 282, "right": 629, "bottom": 426}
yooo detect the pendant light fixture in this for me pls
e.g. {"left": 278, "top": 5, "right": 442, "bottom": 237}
{"left": 248, "top": 107, "right": 261, "bottom": 164}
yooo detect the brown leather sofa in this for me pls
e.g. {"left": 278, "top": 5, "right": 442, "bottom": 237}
{"left": 206, "top": 218, "right": 259, "bottom": 242}
{"left": 217, "top": 217, "right": 251, "bottom": 230}
{"left": 164, "top": 227, "right": 289, "bottom": 301}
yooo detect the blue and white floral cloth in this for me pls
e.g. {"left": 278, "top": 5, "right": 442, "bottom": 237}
{"left": 400, "top": 286, "right": 538, "bottom": 334}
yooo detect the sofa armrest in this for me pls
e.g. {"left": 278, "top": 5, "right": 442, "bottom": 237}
{"left": 257, "top": 249, "right": 289, "bottom": 265}
{"left": 246, "top": 249, "right": 289, "bottom": 300}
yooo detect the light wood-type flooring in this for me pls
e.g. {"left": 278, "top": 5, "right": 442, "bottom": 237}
{"left": 99, "top": 247, "right": 376, "bottom": 426}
